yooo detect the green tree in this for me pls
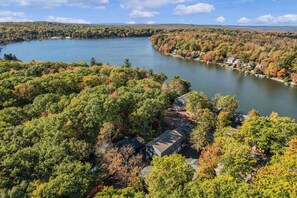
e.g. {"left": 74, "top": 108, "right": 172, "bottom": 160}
{"left": 253, "top": 139, "right": 297, "bottom": 197}
{"left": 90, "top": 57, "right": 96, "bottom": 66}
{"left": 186, "top": 176, "right": 259, "bottom": 198}
{"left": 30, "top": 160, "right": 94, "bottom": 198}
{"left": 147, "top": 154, "right": 194, "bottom": 198}
{"left": 95, "top": 186, "right": 145, "bottom": 198}
{"left": 219, "top": 142, "right": 256, "bottom": 180}
{"left": 238, "top": 112, "right": 297, "bottom": 154}
{"left": 185, "top": 91, "right": 209, "bottom": 115}
{"left": 123, "top": 58, "right": 132, "bottom": 68}
{"left": 216, "top": 111, "right": 232, "bottom": 129}
{"left": 215, "top": 95, "right": 238, "bottom": 114}
{"left": 3, "top": 53, "right": 19, "bottom": 61}
{"left": 169, "top": 76, "right": 191, "bottom": 96}
{"left": 194, "top": 108, "right": 216, "bottom": 129}
{"left": 190, "top": 123, "right": 211, "bottom": 151}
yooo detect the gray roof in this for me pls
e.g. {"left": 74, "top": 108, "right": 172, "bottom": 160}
{"left": 116, "top": 136, "right": 145, "bottom": 151}
{"left": 140, "top": 165, "right": 153, "bottom": 180}
{"left": 186, "top": 158, "right": 199, "bottom": 178}
{"left": 146, "top": 129, "right": 186, "bottom": 156}
{"left": 173, "top": 93, "right": 189, "bottom": 111}
{"left": 176, "top": 124, "right": 194, "bottom": 135}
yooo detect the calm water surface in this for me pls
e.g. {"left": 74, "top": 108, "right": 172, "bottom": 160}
{"left": 1, "top": 38, "right": 297, "bottom": 119}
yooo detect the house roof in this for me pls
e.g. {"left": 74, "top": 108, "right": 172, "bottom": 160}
{"left": 146, "top": 129, "right": 186, "bottom": 155}
{"left": 116, "top": 136, "right": 145, "bottom": 151}
{"left": 176, "top": 124, "right": 194, "bottom": 135}
{"left": 173, "top": 93, "right": 189, "bottom": 111}
{"left": 131, "top": 136, "right": 145, "bottom": 150}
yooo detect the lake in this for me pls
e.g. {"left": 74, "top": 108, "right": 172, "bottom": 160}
{"left": 1, "top": 37, "right": 297, "bottom": 119}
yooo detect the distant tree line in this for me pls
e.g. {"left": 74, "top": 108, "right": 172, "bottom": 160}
{"left": 0, "top": 22, "right": 196, "bottom": 44}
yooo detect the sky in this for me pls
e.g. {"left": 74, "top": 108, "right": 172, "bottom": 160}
{"left": 0, "top": 0, "right": 297, "bottom": 26}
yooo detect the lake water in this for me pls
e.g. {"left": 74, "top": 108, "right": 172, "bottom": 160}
{"left": 1, "top": 37, "right": 297, "bottom": 119}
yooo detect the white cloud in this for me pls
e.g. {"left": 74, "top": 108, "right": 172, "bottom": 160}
{"left": 239, "top": 14, "right": 297, "bottom": 25}
{"left": 147, "top": 21, "right": 155, "bottom": 24}
{"left": 0, "top": 16, "right": 32, "bottom": 22}
{"left": 0, "top": 10, "right": 32, "bottom": 22}
{"left": 0, "top": 11, "right": 26, "bottom": 17}
{"left": 174, "top": 3, "right": 215, "bottom": 15}
{"left": 121, "top": 0, "right": 190, "bottom": 10}
{"left": 277, "top": 14, "right": 297, "bottom": 23}
{"left": 125, "top": 21, "right": 136, "bottom": 24}
{"left": 257, "top": 14, "right": 276, "bottom": 24}
{"left": 129, "top": 10, "right": 159, "bottom": 18}
{"left": 216, "top": 16, "right": 225, "bottom": 23}
{"left": 0, "top": 0, "right": 109, "bottom": 8}
{"left": 47, "top": 16, "right": 90, "bottom": 24}
{"left": 237, "top": 17, "right": 250, "bottom": 24}
{"left": 95, "top": 6, "right": 106, "bottom": 10}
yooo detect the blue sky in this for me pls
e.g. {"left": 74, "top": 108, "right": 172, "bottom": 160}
{"left": 0, "top": 0, "right": 297, "bottom": 25}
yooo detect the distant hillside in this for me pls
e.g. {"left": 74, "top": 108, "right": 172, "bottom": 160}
{"left": 229, "top": 25, "right": 297, "bottom": 33}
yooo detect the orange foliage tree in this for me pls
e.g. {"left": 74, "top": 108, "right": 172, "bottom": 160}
{"left": 101, "top": 145, "right": 144, "bottom": 187}
{"left": 198, "top": 145, "right": 222, "bottom": 179}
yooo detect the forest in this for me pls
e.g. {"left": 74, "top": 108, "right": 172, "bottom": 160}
{"left": 0, "top": 22, "right": 161, "bottom": 44}
{"left": 0, "top": 57, "right": 296, "bottom": 198}
{"left": 151, "top": 28, "right": 297, "bottom": 84}
{"left": 0, "top": 22, "right": 197, "bottom": 44}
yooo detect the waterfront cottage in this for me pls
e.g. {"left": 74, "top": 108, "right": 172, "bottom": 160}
{"left": 226, "top": 57, "right": 236, "bottom": 64}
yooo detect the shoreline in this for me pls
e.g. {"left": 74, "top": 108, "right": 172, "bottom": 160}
{"left": 0, "top": 35, "right": 153, "bottom": 46}
{"left": 161, "top": 50, "right": 296, "bottom": 88}
{"left": 1, "top": 37, "right": 296, "bottom": 88}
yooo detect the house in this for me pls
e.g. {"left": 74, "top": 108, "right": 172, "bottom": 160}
{"left": 146, "top": 129, "right": 186, "bottom": 159}
{"left": 226, "top": 57, "right": 236, "bottom": 64}
{"left": 226, "top": 57, "right": 239, "bottom": 65}
{"left": 145, "top": 128, "right": 189, "bottom": 159}
{"left": 242, "top": 63, "right": 256, "bottom": 70}
{"left": 116, "top": 136, "right": 145, "bottom": 152}
{"left": 233, "top": 112, "right": 249, "bottom": 125}
{"left": 247, "top": 63, "right": 256, "bottom": 69}
{"left": 177, "top": 124, "right": 195, "bottom": 136}
{"left": 172, "top": 93, "right": 189, "bottom": 111}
